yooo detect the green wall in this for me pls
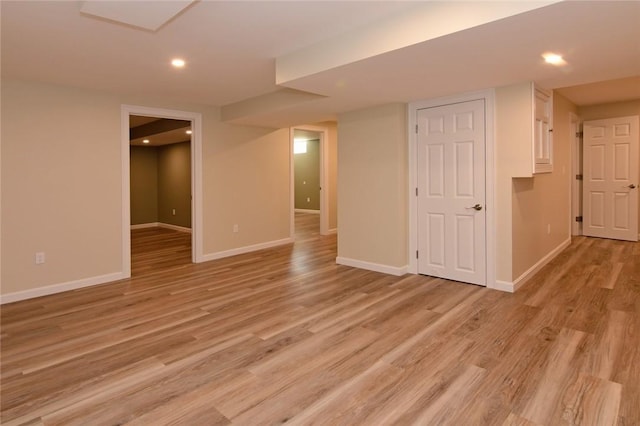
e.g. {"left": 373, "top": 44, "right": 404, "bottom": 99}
{"left": 158, "top": 142, "right": 191, "bottom": 228}
{"left": 130, "top": 142, "right": 191, "bottom": 228}
{"left": 294, "top": 139, "right": 320, "bottom": 210}
{"left": 130, "top": 146, "right": 158, "bottom": 225}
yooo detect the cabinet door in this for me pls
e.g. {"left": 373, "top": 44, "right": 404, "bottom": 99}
{"left": 534, "top": 88, "right": 553, "bottom": 173}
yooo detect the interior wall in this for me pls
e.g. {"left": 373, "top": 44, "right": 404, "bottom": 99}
{"left": 337, "top": 103, "right": 407, "bottom": 269}
{"left": 294, "top": 139, "right": 320, "bottom": 210}
{"left": 578, "top": 99, "right": 640, "bottom": 233}
{"left": 1, "top": 80, "right": 122, "bottom": 294}
{"left": 511, "top": 92, "right": 575, "bottom": 280}
{"left": 494, "top": 83, "right": 533, "bottom": 282}
{"left": 157, "top": 141, "right": 191, "bottom": 228}
{"left": 325, "top": 122, "right": 338, "bottom": 231}
{"left": 130, "top": 146, "right": 159, "bottom": 225}
{"left": 1, "top": 79, "right": 291, "bottom": 298}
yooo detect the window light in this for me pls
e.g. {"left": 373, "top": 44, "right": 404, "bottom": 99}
{"left": 294, "top": 139, "right": 307, "bottom": 154}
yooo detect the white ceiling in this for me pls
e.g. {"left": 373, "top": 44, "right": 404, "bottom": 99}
{"left": 2, "top": 1, "right": 639, "bottom": 128}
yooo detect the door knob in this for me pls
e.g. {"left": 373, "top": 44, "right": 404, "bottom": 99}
{"left": 467, "top": 204, "right": 483, "bottom": 211}
{"left": 628, "top": 184, "right": 637, "bottom": 189}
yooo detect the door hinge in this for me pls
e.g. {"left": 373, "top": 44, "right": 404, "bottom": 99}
{"left": 576, "top": 174, "right": 583, "bottom": 180}
{"left": 415, "top": 124, "right": 418, "bottom": 134}
{"left": 575, "top": 216, "right": 583, "bottom": 222}
{"left": 576, "top": 131, "right": 583, "bottom": 138}
{"left": 415, "top": 187, "right": 418, "bottom": 196}
{"left": 416, "top": 250, "right": 419, "bottom": 259}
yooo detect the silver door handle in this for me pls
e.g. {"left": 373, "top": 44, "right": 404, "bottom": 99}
{"left": 467, "top": 204, "right": 482, "bottom": 211}
{"left": 628, "top": 184, "right": 637, "bottom": 189}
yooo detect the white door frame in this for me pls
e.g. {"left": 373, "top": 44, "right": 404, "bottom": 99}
{"left": 408, "top": 89, "right": 496, "bottom": 289}
{"left": 121, "top": 105, "right": 204, "bottom": 278}
{"left": 289, "top": 125, "right": 329, "bottom": 236}
{"left": 570, "top": 112, "right": 582, "bottom": 236}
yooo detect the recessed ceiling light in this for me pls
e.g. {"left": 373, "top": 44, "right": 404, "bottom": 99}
{"left": 542, "top": 52, "right": 566, "bottom": 66}
{"left": 171, "top": 58, "right": 186, "bottom": 68}
{"left": 186, "top": 130, "right": 192, "bottom": 135}
{"left": 143, "top": 139, "right": 150, "bottom": 144}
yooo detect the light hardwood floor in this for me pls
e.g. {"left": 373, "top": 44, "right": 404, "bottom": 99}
{"left": 1, "top": 214, "right": 639, "bottom": 425}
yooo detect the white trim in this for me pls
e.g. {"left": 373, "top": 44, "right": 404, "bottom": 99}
{"left": 131, "top": 222, "right": 191, "bottom": 233}
{"left": 0, "top": 272, "right": 126, "bottom": 305}
{"left": 158, "top": 223, "right": 192, "bottom": 233}
{"left": 408, "top": 89, "right": 496, "bottom": 289}
{"left": 336, "top": 256, "right": 407, "bottom": 276}
{"left": 570, "top": 112, "right": 582, "bottom": 236}
{"left": 290, "top": 125, "right": 330, "bottom": 236}
{"left": 494, "top": 237, "right": 571, "bottom": 293}
{"left": 122, "top": 105, "right": 204, "bottom": 271}
{"left": 200, "top": 238, "right": 294, "bottom": 262}
{"left": 131, "top": 222, "right": 160, "bottom": 230}
{"left": 295, "top": 208, "right": 320, "bottom": 214}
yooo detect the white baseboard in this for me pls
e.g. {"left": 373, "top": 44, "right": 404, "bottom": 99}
{"left": 492, "top": 280, "right": 517, "bottom": 293}
{"left": 492, "top": 237, "right": 572, "bottom": 293}
{"left": 131, "top": 222, "right": 191, "bottom": 233}
{"left": 158, "top": 223, "right": 192, "bottom": 233}
{"left": 336, "top": 256, "right": 407, "bottom": 276}
{"left": 200, "top": 237, "right": 294, "bottom": 262}
{"left": 131, "top": 222, "right": 159, "bottom": 229}
{"left": 295, "top": 209, "right": 320, "bottom": 214}
{"left": 0, "top": 272, "right": 127, "bottom": 305}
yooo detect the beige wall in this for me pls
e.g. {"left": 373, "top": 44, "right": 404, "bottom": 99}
{"left": 511, "top": 93, "right": 575, "bottom": 279}
{"left": 337, "top": 103, "right": 407, "bottom": 268}
{"left": 1, "top": 79, "right": 291, "bottom": 297}
{"left": 495, "top": 84, "right": 576, "bottom": 282}
{"left": 2, "top": 80, "right": 122, "bottom": 294}
{"left": 327, "top": 122, "right": 338, "bottom": 231}
{"left": 578, "top": 100, "right": 640, "bottom": 233}
{"left": 130, "top": 146, "right": 159, "bottom": 225}
{"left": 158, "top": 142, "right": 191, "bottom": 228}
{"left": 202, "top": 122, "right": 290, "bottom": 253}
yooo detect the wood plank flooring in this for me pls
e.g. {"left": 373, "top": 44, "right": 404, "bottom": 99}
{"left": 1, "top": 214, "right": 639, "bottom": 425}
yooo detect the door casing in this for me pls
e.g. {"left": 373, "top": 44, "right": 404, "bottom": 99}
{"left": 121, "top": 105, "right": 204, "bottom": 278}
{"left": 408, "top": 89, "right": 496, "bottom": 289}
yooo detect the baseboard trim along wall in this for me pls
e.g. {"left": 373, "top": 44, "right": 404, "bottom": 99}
{"left": 294, "top": 209, "right": 320, "bottom": 214}
{"left": 201, "top": 237, "right": 294, "bottom": 262}
{"left": 131, "top": 222, "right": 192, "bottom": 233}
{"left": 336, "top": 256, "right": 408, "bottom": 276}
{"left": 494, "top": 237, "right": 572, "bottom": 293}
{"left": 0, "top": 272, "right": 127, "bottom": 305}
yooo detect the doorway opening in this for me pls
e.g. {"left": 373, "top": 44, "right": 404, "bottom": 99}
{"left": 290, "top": 125, "right": 329, "bottom": 238}
{"left": 129, "top": 115, "right": 192, "bottom": 275}
{"left": 121, "top": 105, "right": 203, "bottom": 279}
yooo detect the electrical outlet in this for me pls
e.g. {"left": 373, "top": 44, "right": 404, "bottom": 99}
{"left": 172, "top": 209, "right": 176, "bottom": 216}
{"left": 233, "top": 224, "right": 239, "bottom": 233}
{"left": 35, "top": 252, "right": 45, "bottom": 265}
{"left": 547, "top": 224, "right": 551, "bottom": 234}
{"left": 307, "top": 197, "right": 311, "bottom": 203}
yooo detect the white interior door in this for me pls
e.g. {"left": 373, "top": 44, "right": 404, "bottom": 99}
{"left": 583, "top": 116, "right": 639, "bottom": 241}
{"left": 417, "top": 99, "right": 486, "bottom": 286}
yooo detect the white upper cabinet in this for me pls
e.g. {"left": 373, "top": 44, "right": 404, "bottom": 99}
{"left": 496, "top": 81, "right": 554, "bottom": 177}
{"left": 534, "top": 87, "right": 553, "bottom": 173}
